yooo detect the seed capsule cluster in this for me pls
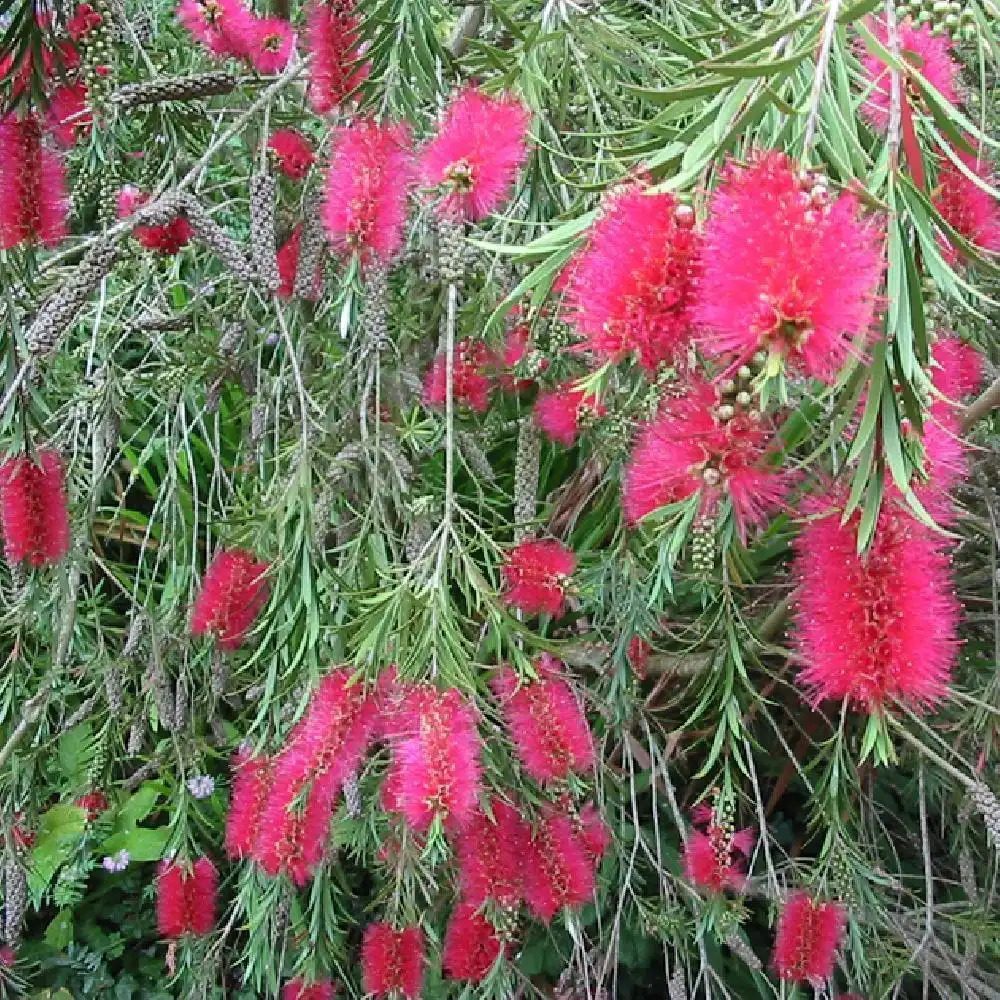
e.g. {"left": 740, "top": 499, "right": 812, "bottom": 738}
{"left": 899, "top": 0, "right": 979, "bottom": 41}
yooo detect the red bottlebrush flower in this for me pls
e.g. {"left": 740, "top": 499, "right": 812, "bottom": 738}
{"left": 305, "top": 0, "right": 369, "bottom": 113}
{"left": 0, "top": 946, "right": 15, "bottom": 967}
{"left": 934, "top": 147, "right": 1000, "bottom": 262}
{"left": 118, "top": 185, "right": 194, "bottom": 255}
{"left": 623, "top": 377, "right": 790, "bottom": 537}
{"left": 792, "top": 498, "right": 958, "bottom": 711}
{"left": 567, "top": 185, "right": 700, "bottom": 372}
{"left": 75, "top": 791, "right": 109, "bottom": 822}
{"left": 156, "top": 857, "right": 218, "bottom": 938}
{"left": 773, "top": 892, "right": 845, "bottom": 984}
{"left": 577, "top": 801, "right": 611, "bottom": 862}
{"left": 283, "top": 978, "right": 337, "bottom": 1000}
{"left": 0, "top": 449, "right": 71, "bottom": 567}
{"left": 191, "top": 549, "right": 270, "bottom": 650}
{"left": 522, "top": 806, "right": 595, "bottom": 923}
{"left": 323, "top": 118, "right": 413, "bottom": 264}
{"left": 498, "top": 318, "right": 546, "bottom": 392}
{"left": 858, "top": 17, "right": 961, "bottom": 133}
{"left": 268, "top": 129, "right": 315, "bottom": 180}
{"left": 682, "top": 809, "right": 754, "bottom": 893}
{"left": 422, "top": 340, "right": 496, "bottom": 413}
{"left": 247, "top": 16, "right": 295, "bottom": 74}
{"left": 491, "top": 655, "right": 593, "bottom": 783}
{"left": 177, "top": 0, "right": 254, "bottom": 58}
{"left": 696, "top": 150, "right": 882, "bottom": 381}
{"left": 931, "top": 334, "right": 983, "bottom": 402}
{"left": 456, "top": 798, "right": 530, "bottom": 906}
{"left": 442, "top": 902, "right": 503, "bottom": 983}
{"left": 47, "top": 82, "right": 92, "bottom": 146}
{"left": 361, "top": 923, "right": 425, "bottom": 1000}
{"left": 12, "top": 813, "right": 34, "bottom": 850}
{"left": 0, "top": 115, "right": 69, "bottom": 250}
{"left": 419, "top": 86, "right": 530, "bottom": 222}
{"left": 67, "top": 3, "right": 104, "bottom": 39}
{"left": 392, "top": 687, "right": 482, "bottom": 832}
{"left": 225, "top": 749, "right": 273, "bottom": 859}
{"left": 913, "top": 404, "right": 968, "bottom": 526}
{"left": 501, "top": 538, "right": 576, "bottom": 618}
{"left": 534, "top": 382, "right": 604, "bottom": 446}
{"left": 277, "top": 225, "right": 324, "bottom": 300}
{"left": 627, "top": 637, "right": 651, "bottom": 680}
{"left": 187, "top": 857, "right": 219, "bottom": 936}
{"left": 254, "top": 670, "right": 377, "bottom": 884}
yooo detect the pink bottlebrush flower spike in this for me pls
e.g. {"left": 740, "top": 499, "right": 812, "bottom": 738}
{"left": 422, "top": 340, "right": 496, "bottom": 413}
{"left": 567, "top": 185, "right": 700, "bottom": 373}
{"left": 391, "top": 687, "right": 482, "bottom": 832}
{"left": 858, "top": 17, "right": 961, "bottom": 133}
{"left": 305, "top": 0, "right": 369, "bottom": 113}
{"left": 420, "top": 86, "right": 530, "bottom": 222}
{"left": 191, "top": 549, "right": 270, "bottom": 650}
{"left": 502, "top": 538, "right": 576, "bottom": 618}
{"left": 0, "top": 449, "right": 71, "bottom": 567}
{"left": 534, "top": 382, "right": 605, "bottom": 447}
{"left": 792, "top": 497, "right": 958, "bottom": 711}
{"left": 624, "top": 376, "right": 790, "bottom": 537}
{"left": 492, "top": 654, "right": 594, "bottom": 783}
{"left": 247, "top": 16, "right": 295, "bottom": 74}
{"left": 930, "top": 334, "right": 983, "bottom": 403}
{"left": 156, "top": 857, "right": 218, "bottom": 938}
{"left": 253, "top": 669, "right": 377, "bottom": 884}
{"left": 934, "top": 147, "right": 1000, "bottom": 263}
{"left": 177, "top": 0, "right": 255, "bottom": 58}
{"left": 0, "top": 115, "right": 69, "bottom": 250}
{"left": 283, "top": 978, "right": 337, "bottom": 1000}
{"left": 47, "top": 82, "right": 92, "bottom": 147}
{"left": 277, "top": 225, "right": 324, "bottom": 300}
{"left": 361, "top": 923, "right": 425, "bottom": 1000}
{"left": 696, "top": 150, "right": 882, "bottom": 381}
{"left": 118, "top": 185, "right": 194, "bottom": 255}
{"left": 773, "top": 892, "right": 846, "bottom": 984}
{"left": 442, "top": 902, "right": 503, "bottom": 983}
{"left": 682, "top": 805, "right": 755, "bottom": 893}
{"left": 225, "top": 749, "right": 273, "bottom": 859}
{"left": 268, "top": 129, "right": 315, "bottom": 180}
{"left": 456, "top": 798, "right": 530, "bottom": 906}
{"left": 522, "top": 806, "right": 595, "bottom": 923}
{"left": 323, "top": 118, "right": 413, "bottom": 264}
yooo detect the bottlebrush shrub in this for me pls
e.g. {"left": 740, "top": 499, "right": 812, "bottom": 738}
{"left": 0, "top": 449, "right": 71, "bottom": 566}
{"left": 156, "top": 858, "right": 218, "bottom": 938}
{"left": 6, "top": 2, "right": 1000, "bottom": 997}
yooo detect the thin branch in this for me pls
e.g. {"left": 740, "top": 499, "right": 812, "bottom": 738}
{"left": 448, "top": 3, "right": 484, "bottom": 58}
{"left": 801, "top": 0, "right": 842, "bottom": 158}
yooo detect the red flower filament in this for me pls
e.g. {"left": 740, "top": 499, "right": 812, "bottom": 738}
{"left": 191, "top": 549, "right": 270, "bottom": 651}
{"left": 0, "top": 449, "right": 71, "bottom": 567}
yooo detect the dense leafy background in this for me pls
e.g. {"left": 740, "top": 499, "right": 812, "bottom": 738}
{"left": 2, "top": 0, "right": 1000, "bottom": 997}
